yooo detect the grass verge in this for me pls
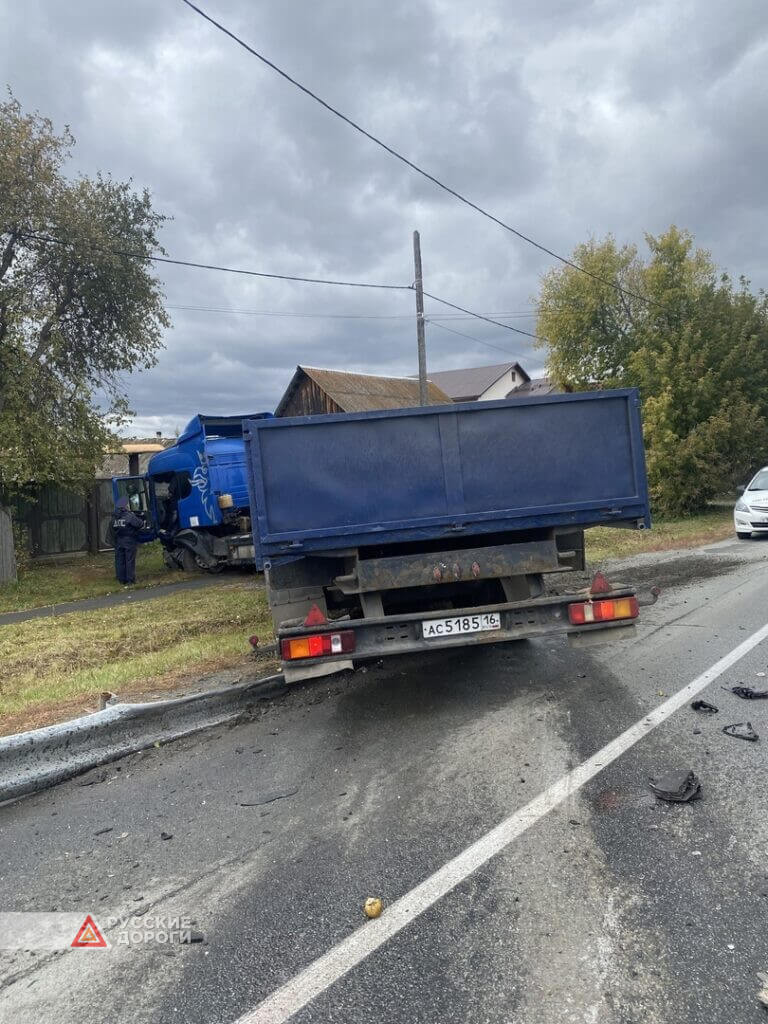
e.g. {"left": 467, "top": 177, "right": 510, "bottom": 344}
{"left": 586, "top": 507, "right": 733, "bottom": 561}
{"left": 0, "top": 542, "right": 193, "bottom": 614}
{"left": 0, "top": 579, "right": 274, "bottom": 736}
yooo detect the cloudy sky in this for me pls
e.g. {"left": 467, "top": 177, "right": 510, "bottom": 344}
{"left": 2, "top": 0, "right": 767, "bottom": 435}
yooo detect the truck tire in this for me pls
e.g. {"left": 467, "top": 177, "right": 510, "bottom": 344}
{"left": 179, "top": 547, "right": 200, "bottom": 572}
{"left": 162, "top": 549, "right": 182, "bottom": 570}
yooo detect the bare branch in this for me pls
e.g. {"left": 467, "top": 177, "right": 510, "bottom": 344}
{"left": 31, "top": 268, "right": 77, "bottom": 362}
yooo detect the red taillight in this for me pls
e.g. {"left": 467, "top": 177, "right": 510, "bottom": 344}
{"left": 280, "top": 630, "right": 356, "bottom": 660}
{"left": 568, "top": 596, "right": 639, "bottom": 625}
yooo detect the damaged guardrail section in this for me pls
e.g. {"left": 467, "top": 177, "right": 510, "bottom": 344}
{"left": 0, "top": 674, "right": 284, "bottom": 803}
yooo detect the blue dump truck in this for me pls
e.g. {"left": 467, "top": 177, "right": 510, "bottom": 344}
{"left": 244, "top": 389, "right": 651, "bottom": 680}
{"left": 113, "top": 413, "right": 271, "bottom": 571}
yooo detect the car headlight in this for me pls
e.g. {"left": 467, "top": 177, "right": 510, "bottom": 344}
{"left": 735, "top": 499, "right": 750, "bottom": 512}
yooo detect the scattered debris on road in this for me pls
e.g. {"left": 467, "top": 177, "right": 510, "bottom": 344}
{"left": 364, "top": 898, "right": 383, "bottom": 919}
{"left": 727, "top": 686, "right": 768, "bottom": 700}
{"left": 238, "top": 786, "right": 299, "bottom": 807}
{"left": 691, "top": 699, "right": 719, "bottom": 713}
{"left": 94, "top": 827, "right": 113, "bottom": 836}
{"left": 722, "top": 722, "right": 759, "bottom": 742}
{"left": 160, "top": 831, "right": 174, "bottom": 840}
{"left": 649, "top": 769, "right": 701, "bottom": 803}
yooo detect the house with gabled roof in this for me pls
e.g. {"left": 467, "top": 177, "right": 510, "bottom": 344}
{"left": 425, "top": 362, "right": 530, "bottom": 403}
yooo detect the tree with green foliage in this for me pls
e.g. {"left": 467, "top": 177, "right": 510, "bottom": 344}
{"left": 0, "top": 95, "right": 170, "bottom": 580}
{"left": 536, "top": 226, "right": 768, "bottom": 515}
{"left": 0, "top": 94, "right": 169, "bottom": 497}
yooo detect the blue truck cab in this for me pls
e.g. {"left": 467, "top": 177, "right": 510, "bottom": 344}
{"left": 113, "top": 412, "right": 271, "bottom": 571}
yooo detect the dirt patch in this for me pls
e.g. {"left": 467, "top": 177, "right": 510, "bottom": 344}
{"left": 547, "top": 554, "right": 742, "bottom": 597}
{"left": 609, "top": 555, "right": 742, "bottom": 592}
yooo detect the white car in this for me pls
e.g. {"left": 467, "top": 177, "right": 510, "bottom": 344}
{"left": 734, "top": 466, "right": 768, "bottom": 538}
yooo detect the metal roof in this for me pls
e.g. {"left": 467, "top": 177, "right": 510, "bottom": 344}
{"left": 507, "top": 376, "right": 562, "bottom": 398}
{"left": 426, "top": 362, "right": 529, "bottom": 401}
{"left": 275, "top": 366, "right": 451, "bottom": 415}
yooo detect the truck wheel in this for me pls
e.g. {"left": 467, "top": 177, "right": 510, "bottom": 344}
{"left": 736, "top": 531, "right": 752, "bottom": 540}
{"left": 179, "top": 547, "right": 201, "bottom": 572}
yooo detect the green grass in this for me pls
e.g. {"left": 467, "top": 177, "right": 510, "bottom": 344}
{"left": 586, "top": 506, "right": 733, "bottom": 562}
{"left": 0, "top": 542, "right": 196, "bottom": 614}
{"left": 0, "top": 580, "right": 274, "bottom": 735}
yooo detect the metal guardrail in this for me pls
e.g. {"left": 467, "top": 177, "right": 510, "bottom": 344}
{"left": 0, "top": 673, "right": 285, "bottom": 804}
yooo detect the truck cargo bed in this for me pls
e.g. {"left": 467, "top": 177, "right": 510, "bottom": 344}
{"left": 244, "top": 389, "right": 649, "bottom": 567}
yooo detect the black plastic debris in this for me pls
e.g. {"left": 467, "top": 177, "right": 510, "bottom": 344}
{"left": 722, "top": 722, "right": 759, "bottom": 742}
{"left": 649, "top": 769, "right": 701, "bottom": 803}
{"left": 727, "top": 686, "right": 768, "bottom": 700}
{"left": 238, "top": 787, "right": 299, "bottom": 807}
{"left": 691, "top": 699, "right": 719, "bottom": 713}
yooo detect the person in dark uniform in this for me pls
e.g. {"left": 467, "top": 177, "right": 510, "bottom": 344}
{"left": 111, "top": 497, "right": 144, "bottom": 585}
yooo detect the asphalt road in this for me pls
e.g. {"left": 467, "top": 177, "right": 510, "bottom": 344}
{"left": 3, "top": 536, "right": 768, "bottom": 1024}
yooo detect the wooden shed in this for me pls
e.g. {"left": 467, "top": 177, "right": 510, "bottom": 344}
{"left": 275, "top": 366, "right": 451, "bottom": 417}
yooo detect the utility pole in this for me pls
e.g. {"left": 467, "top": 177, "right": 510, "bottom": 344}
{"left": 413, "top": 230, "right": 428, "bottom": 405}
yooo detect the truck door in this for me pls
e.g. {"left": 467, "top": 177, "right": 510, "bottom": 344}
{"left": 111, "top": 476, "right": 157, "bottom": 542}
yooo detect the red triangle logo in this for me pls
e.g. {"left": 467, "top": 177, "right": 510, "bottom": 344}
{"left": 71, "top": 914, "right": 108, "bottom": 949}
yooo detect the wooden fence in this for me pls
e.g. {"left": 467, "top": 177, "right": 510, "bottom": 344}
{"left": 3, "top": 482, "right": 116, "bottom": 560}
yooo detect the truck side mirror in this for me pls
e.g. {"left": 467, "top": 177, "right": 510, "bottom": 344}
{"left": 738, "top": 483, "right": 748, "bottom": 491}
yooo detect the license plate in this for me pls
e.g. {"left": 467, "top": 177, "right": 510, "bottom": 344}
{"left": 422, "top": 613, "right": 501, "bottom": 639}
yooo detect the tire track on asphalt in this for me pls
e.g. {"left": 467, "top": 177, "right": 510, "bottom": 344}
{"left": 235, "top": 620, "right": 768, "bottom": 1024}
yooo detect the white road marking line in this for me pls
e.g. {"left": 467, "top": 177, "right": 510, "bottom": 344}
{"left": 235, "top": 621, "right": 768, "bottom": 1024}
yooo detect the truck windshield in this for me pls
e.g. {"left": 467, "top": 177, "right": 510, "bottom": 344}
{"left": 748, "top": 471, "right": 768, "bottom": 490}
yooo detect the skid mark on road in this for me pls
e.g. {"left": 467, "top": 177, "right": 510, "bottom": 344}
{"left": 234, "top": 620, "right": 768, "bottom": 1024}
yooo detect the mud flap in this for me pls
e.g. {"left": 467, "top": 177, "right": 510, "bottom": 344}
{"left": 567, "top": 624, "right": 637, "bottom": 649}
{"left": 282, "top": 659, "right": 354, "bottom": 684}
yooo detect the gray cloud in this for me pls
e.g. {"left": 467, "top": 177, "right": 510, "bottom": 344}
{"left": 2, "top": 0, "right": 766, "bottom": 434}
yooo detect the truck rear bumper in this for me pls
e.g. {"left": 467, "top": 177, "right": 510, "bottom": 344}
{"left": 278, "top": 589, "right": 638, "bottom": 671}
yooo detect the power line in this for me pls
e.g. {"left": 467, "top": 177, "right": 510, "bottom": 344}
{"left": 426, "top": 319, "right": 528, "bottom": 360}
{"left": 165, "top": 302, "right": 540, "bottom": 320}
{"left": 180, "top": 0, "right": 653, "bottom": 308}
{"left": 24, "top": 232, "right": 547, "bottom": 340}
{"left": 22, "top": 232, "right": 409, "bottom": 291}
{"left": 423, "top": 291, "right": 545, "bottom": 341}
